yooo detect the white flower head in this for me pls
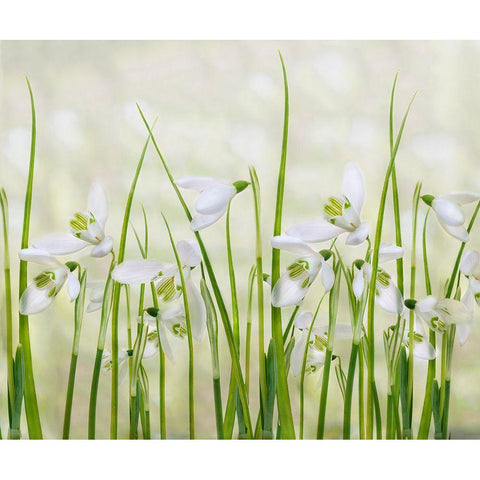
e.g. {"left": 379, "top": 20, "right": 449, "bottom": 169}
{"left": 18, "top": 248, "right": 80, "bottom": 315}
{"left": 422, "top": 192, "right": 480, "bottom": 242}
{"left": 176, "top": 176, "right": 249, "bottom": 231}
{"left": 86, "top": 280, "right": 105, "bottom": 313}
{"left": 33, "top": 180, "right": 114, "bottom": 258}
{"left": 285, "top": 163, "right": 370, "bottom": 246}
{"left": 402, "top": 315, "right": 436, "bottom": 360}
{"left": 270, "top": 234, "right": 334, "bottom": 308}
{"left": 101, "top": 349, "right": 129, "bottom": 383}
{"left": 460, "top": 250, "right": 480, "bottom": 306}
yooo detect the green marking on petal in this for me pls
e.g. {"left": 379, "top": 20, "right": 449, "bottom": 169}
{"left": 324, "top": 197, "right": 344, "bottom": 218}
{"left": 156, "top": 276, "right": 177, "bottom": 302}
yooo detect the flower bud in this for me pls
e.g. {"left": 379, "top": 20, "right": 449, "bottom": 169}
{"left": 233, "top": 180, "right": 250, "bottom": 193}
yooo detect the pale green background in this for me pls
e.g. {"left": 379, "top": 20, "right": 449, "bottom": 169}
{"left": 1, "top": 41, "right": 480, "bottom": 438}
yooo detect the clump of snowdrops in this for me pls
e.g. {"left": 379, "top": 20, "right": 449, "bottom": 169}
{"left": 1, "top": 60, "right": 478, "bottom": 440}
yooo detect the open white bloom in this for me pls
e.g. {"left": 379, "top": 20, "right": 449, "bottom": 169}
{"left": 290, "top": 311, "right": 352, "bottom": 377}
{"left": 33, "top": 180, "right": 113, "bottom": 258}
{"left": 18, "top": 248, "right": 80, "bottom": 315}
{"left": 286, "top": 163, "right": 370, "bottom": 246}
{"left": 402, "top": 316, "right": 436, "bottom": 360}
{"left": 101, "top": 349, "right": 129, "bottom": 383}
{"left": 422, "top": 192, "right": 480, "bottom": 242}
{"left": 460, "top": 250, "right": 480, "bottom": 305}
{"left": 86, "top": 280, "right": 105, "bottom": 313}
{"left": 176, "top": 176, "right": 249, "bottom": 231}
{"left": 112, "top": 240, "right": 206, "bottom": 342}
{"left": 352, "top": 244, "right": 404, "bottom": 315}
{"left": 270, "top": 234, "right": 334, "bottom": 308}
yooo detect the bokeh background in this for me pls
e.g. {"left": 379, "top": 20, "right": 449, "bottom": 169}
{"left": 1, "top": 41, "right": 480, "bottom": 439}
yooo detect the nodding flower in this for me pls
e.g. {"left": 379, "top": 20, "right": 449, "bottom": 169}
{"left": 112, "top": 240, "right": 206, "bottom": 342}
{"left": 33, "top": 180, "right": 113, "bottom": 258}
{"left": 285, "top": 163, "right": 370, "bottom": 246}
{"left": 270, "top": 234, "right": 334, "bottom": 308}
{"left": 175, "top": 176, "right": 249, "bottom": 231}
{"left": 18, "top": 248, "right": 80, "bottom": 315}
{"left": 421, "top": 191, "right": 480, "bottom": 242}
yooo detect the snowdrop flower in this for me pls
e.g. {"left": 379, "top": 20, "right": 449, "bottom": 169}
{"left": 286, "top": 163, "right": 370, "bottom": 246}
{"left": 290, "top": 311, "right": 352, "bottom": 376}
{"left": 402, "top": 316, "right": 436, "bottom": 360}
{"left": 101, "top": 349, "right": 129, "bottom": 383}
{"left": 18, "top": 248, "right": 80, "bottom": 315}
{"left": 33, "top": 180, "right": 113, "bottom": 258}
{"left": 86, "top": 280, "right": 104, "bottom": 313}
{"left": 404, "top": 295, "right": 473, "bottom": 339}
{"left": 270, "top": 234, "right": 334, "bottom": 308}
{"left": 112, "top": 240, "right": 206, "bottom": 342}
{"left": 176, "top": 176, "right": 249, "bottom": 231}
{"left": 460, "top": 250, "right": 480, "bottom": 305}
{"left": 422, "top": 192, "right": 480, "bottom": 242}
{"left": 352, "top": 243, "right": 404, "bottom": 315}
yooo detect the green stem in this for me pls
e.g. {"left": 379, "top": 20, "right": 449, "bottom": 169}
{"left": 343, "top": 342, "right": 359, "bottom": 439}
{"left": 245, "top": 265, "right": 256, "bottom": 398}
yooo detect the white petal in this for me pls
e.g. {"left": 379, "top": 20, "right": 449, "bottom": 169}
{"left": 190, "top": 207, "right": 227, "bottom": 231}
{"left": 342, "top": 162, "right": 365, "bottom": 214}
{"left": 290, "top": 330, "right": 308, "bottom": 377}
{"left": 334, "top": 323, "right": 354, "bottom": 340}
{"left": 286, "top": 217, "right": 345, "bottom": 243}
{"left": 86, "top": 301, "right": 103, "bottom": 313}
{"left": 376, "top": 282, "right": 404, "bottom": 315}
{"left": 177, "top": 240, "right": 202, "bottom": 267}
{"left": 443, "top": 191, "right": 480, "bottom": 205}
{"left": 195, "top": 184, "right": 235, "bottom": 215}
{"left": 432, "top": 197, "right": 464, "bottom": 226}
{"left": 112, "top": 260, "right": 167, "bottom": 284}
{"left": 271, "top": 234, "right": 316, "bottom": 256}
{"left": 379, "top": 243, "right": 404, "bottom": 264}
{"left": 33, "top": 234, "right": 88, "bottom": 256}
{"left": 462, "top": 287, "right": 475, "bottom": 312}
{"left": 416, "top": 296, "right": 438, "bottom": 313}
{"left": 271, "top": 272, "right": 307, "bottom": 308}
{"left": 67, "top": 272, "right": 80, "bottom": 301}
{"left": 19, "top": 283, "right": 55, "bottom": 315}
{"left": 175, "top": 176, "right": 220, "bottom": 192}
{"left": 186, "top": 279, "right": 207, "bottom": 342}
{"left": 18, "top": 248, "right": 61, "bottom": 267}
{"left": 438, "top": 221, "right": 469, "bottom": 242}
{"left": 87, "top": 180, "right": 109, "bottom": 228}
{"left": 352, "top": 267, "right": 365, "bottom": 299}
{"left": 294, "top": 311, "right": 313, "bottom": 329}
{"left": 321, "top": 260, "right": 335, "bottom": 291}
{"left": 158, "top": 321, "right": 175, "bottom": 362}
{"left": 456, "top": 323, "right": 472, "bottom": 346}
{"left": 91, "top": 235, "right": 113, "bottom": 257}
{"left": 437, "top": 298, "right": 473, "bottom": 324}
{"left": 414, "top": 340, "right": 436, "bottom": 360}
{"left": 345, "top": 222, "right": 370, "bottom": 246}
{"left": 460, "top": 250, "right": 480, "bottom": 276}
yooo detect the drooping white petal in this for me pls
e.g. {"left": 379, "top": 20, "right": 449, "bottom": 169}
{"left": 376, "top": 282, "right": 404, "bottom": 315}
{"left": 19, "top": 283, "right": 55, "bottom": 315}
{"left": 112, "top": 260, "right": 167, "bottom": 284}
{"left": 32, "top": 234, "right": 88, "bottom": 256}
{"left": 87, "top": 180, "right": 109, "bottom": 228}
{"left": 194, "top": 184, "right": 236, "bottom": 215}
{"left": 175, "top": 176, "right": 220, "bottom": 192}
{"left": 158, "top": 321, "right": 175, "bottom": 362}
{"left": 185, "top": 278, "right": 207, "bottom": 342}
{"left": 342, "top": 162, "right": 365, "bottom": 214}
{"left": 460, "top": 250, "right": 480, "bottom": 276}
{"left": 438, "top": 221, "right": 469, "bottom": 242}
{"left": 177, "top": 240, "right": 202, "bottom": 267}
{"left": 86, "top": 301, "right": 103, "bottom": 313}
{"left": 416, "top": 296, "right": 438, "bottom": 313}
{"left": 437, "top": 298, "right": 473, "bottom": 324}
{"left": 294, "top": 311, "right": 313, "bottom": 329}
{"left": 352, "top": 267, "right": 365, "bottom": 299}
{"left": 67, "top": 272, "right": 80, "bottom": 301}
{"left": 190, "top": 206, "right": 227, "bottom": 231}
{"left": 442, "top": 191, "right": 480, "bottom": 205}
{"left": 271, "top": 273, "right": 307, "bottom": 308}
{"left": 456, "top": 324, "right": 472, "bottom": 346}
{"left": 91, "top": 235, "right": 113, "bottom": 257}
{"left": 320, "top": 259, "right": 335, "bottom": 291}
{"left": 413, "top": 339, "right": 436, "bottom": 360}
{"left": 345, "top": 222, "right": 370, "bottom": 246}
{"left": 290, "top": 329, "right": 309, "bottom": 377}
{"left": 379, "top": 243, "right": 404, "bottom": 264}
{"left": 286, "top": 217, "right": 345, "bottom": 243}
{"left": 271, "top": 234, "right": 316, "bottom": 256}
{"left": 315, "top": 323, "right": 353, "bottom": 340}
{"left": 18, "top": 248, "right": 62, "bottom": 267}
{"left": 432, "top": 197, "right": 464, "bottom": 226}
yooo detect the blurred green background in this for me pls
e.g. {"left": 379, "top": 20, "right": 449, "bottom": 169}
{"left": 1, "top": 41, "right": 480, "bottom": 438}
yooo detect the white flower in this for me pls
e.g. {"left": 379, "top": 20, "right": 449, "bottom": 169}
{"left": 33, "top": 180, "right": 113, "bottom": 258}
{"left": 18, "top": 248, "right": 80, "bottom": 315}
{"left": 101, "top": 349, "right": 129, "bottom": 383}
{"left": 86, "top": 280, "right": 104, "bottom": 313}
{"left": 176, "top": 176, "right": 249, "bottom": 231}
{"left": 403, "top": 316, "right": 436, "bottom": 360}
{"left": 112, "top": 240, "right": 206, "bottom": 342}
{"left": 285, "top": 163, "right": 370, "bottom": 246}
{"left": 422, "top": 192, "right": 480, "bottom": 242}
{"left": 289, "top": 311, "right": 352, "bottom": 377}
{"left": 270, "top": 234, "right": 334, "bottom": 308}
{"left": 460, "top": 249, "right": 480, "bottom": 305}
